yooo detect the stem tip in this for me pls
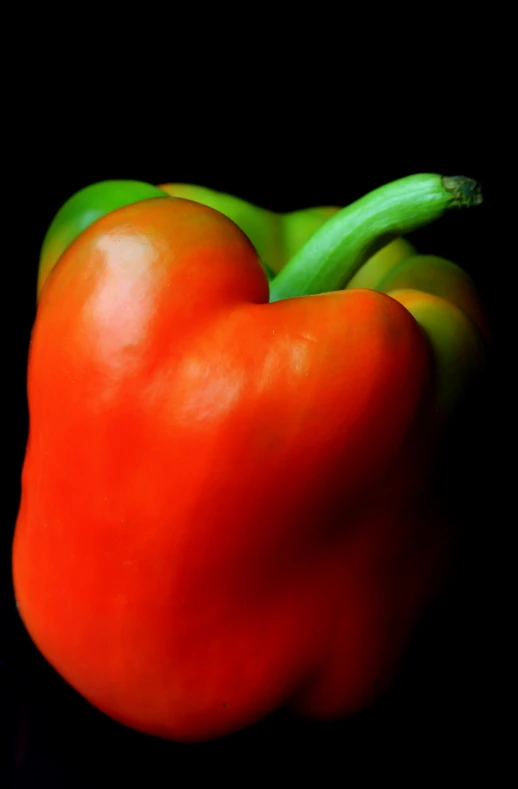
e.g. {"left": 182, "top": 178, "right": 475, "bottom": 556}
{"left": 441, "top": 176, "right": 483, "bottom": 208}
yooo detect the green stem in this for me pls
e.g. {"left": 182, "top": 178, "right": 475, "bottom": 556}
{"left": 269, "top": 174, "right": 482, "bottom": 302}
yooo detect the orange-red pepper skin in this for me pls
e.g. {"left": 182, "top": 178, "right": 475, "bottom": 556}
{"left": 13, "top": 197, "right": 457, "bottom": 741}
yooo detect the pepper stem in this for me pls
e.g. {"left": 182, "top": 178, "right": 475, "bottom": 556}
{"left": 269, "top": 174, "right": 482, "bottom": 302}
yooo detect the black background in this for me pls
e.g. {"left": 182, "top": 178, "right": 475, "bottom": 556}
{"left": 3, "top": 83, "right": 511, "bottom": 787}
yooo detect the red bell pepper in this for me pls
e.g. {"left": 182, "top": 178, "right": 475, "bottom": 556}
{"left": 13, "top": 174, "right": 486, "bottom": 742}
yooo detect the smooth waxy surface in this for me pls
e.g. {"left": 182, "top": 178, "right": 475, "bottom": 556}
{"left": 38, "top": 180, "right": 166, "bottom": 295}
{"left": 14, "top": 197, "right": 448, "bottom": 741}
